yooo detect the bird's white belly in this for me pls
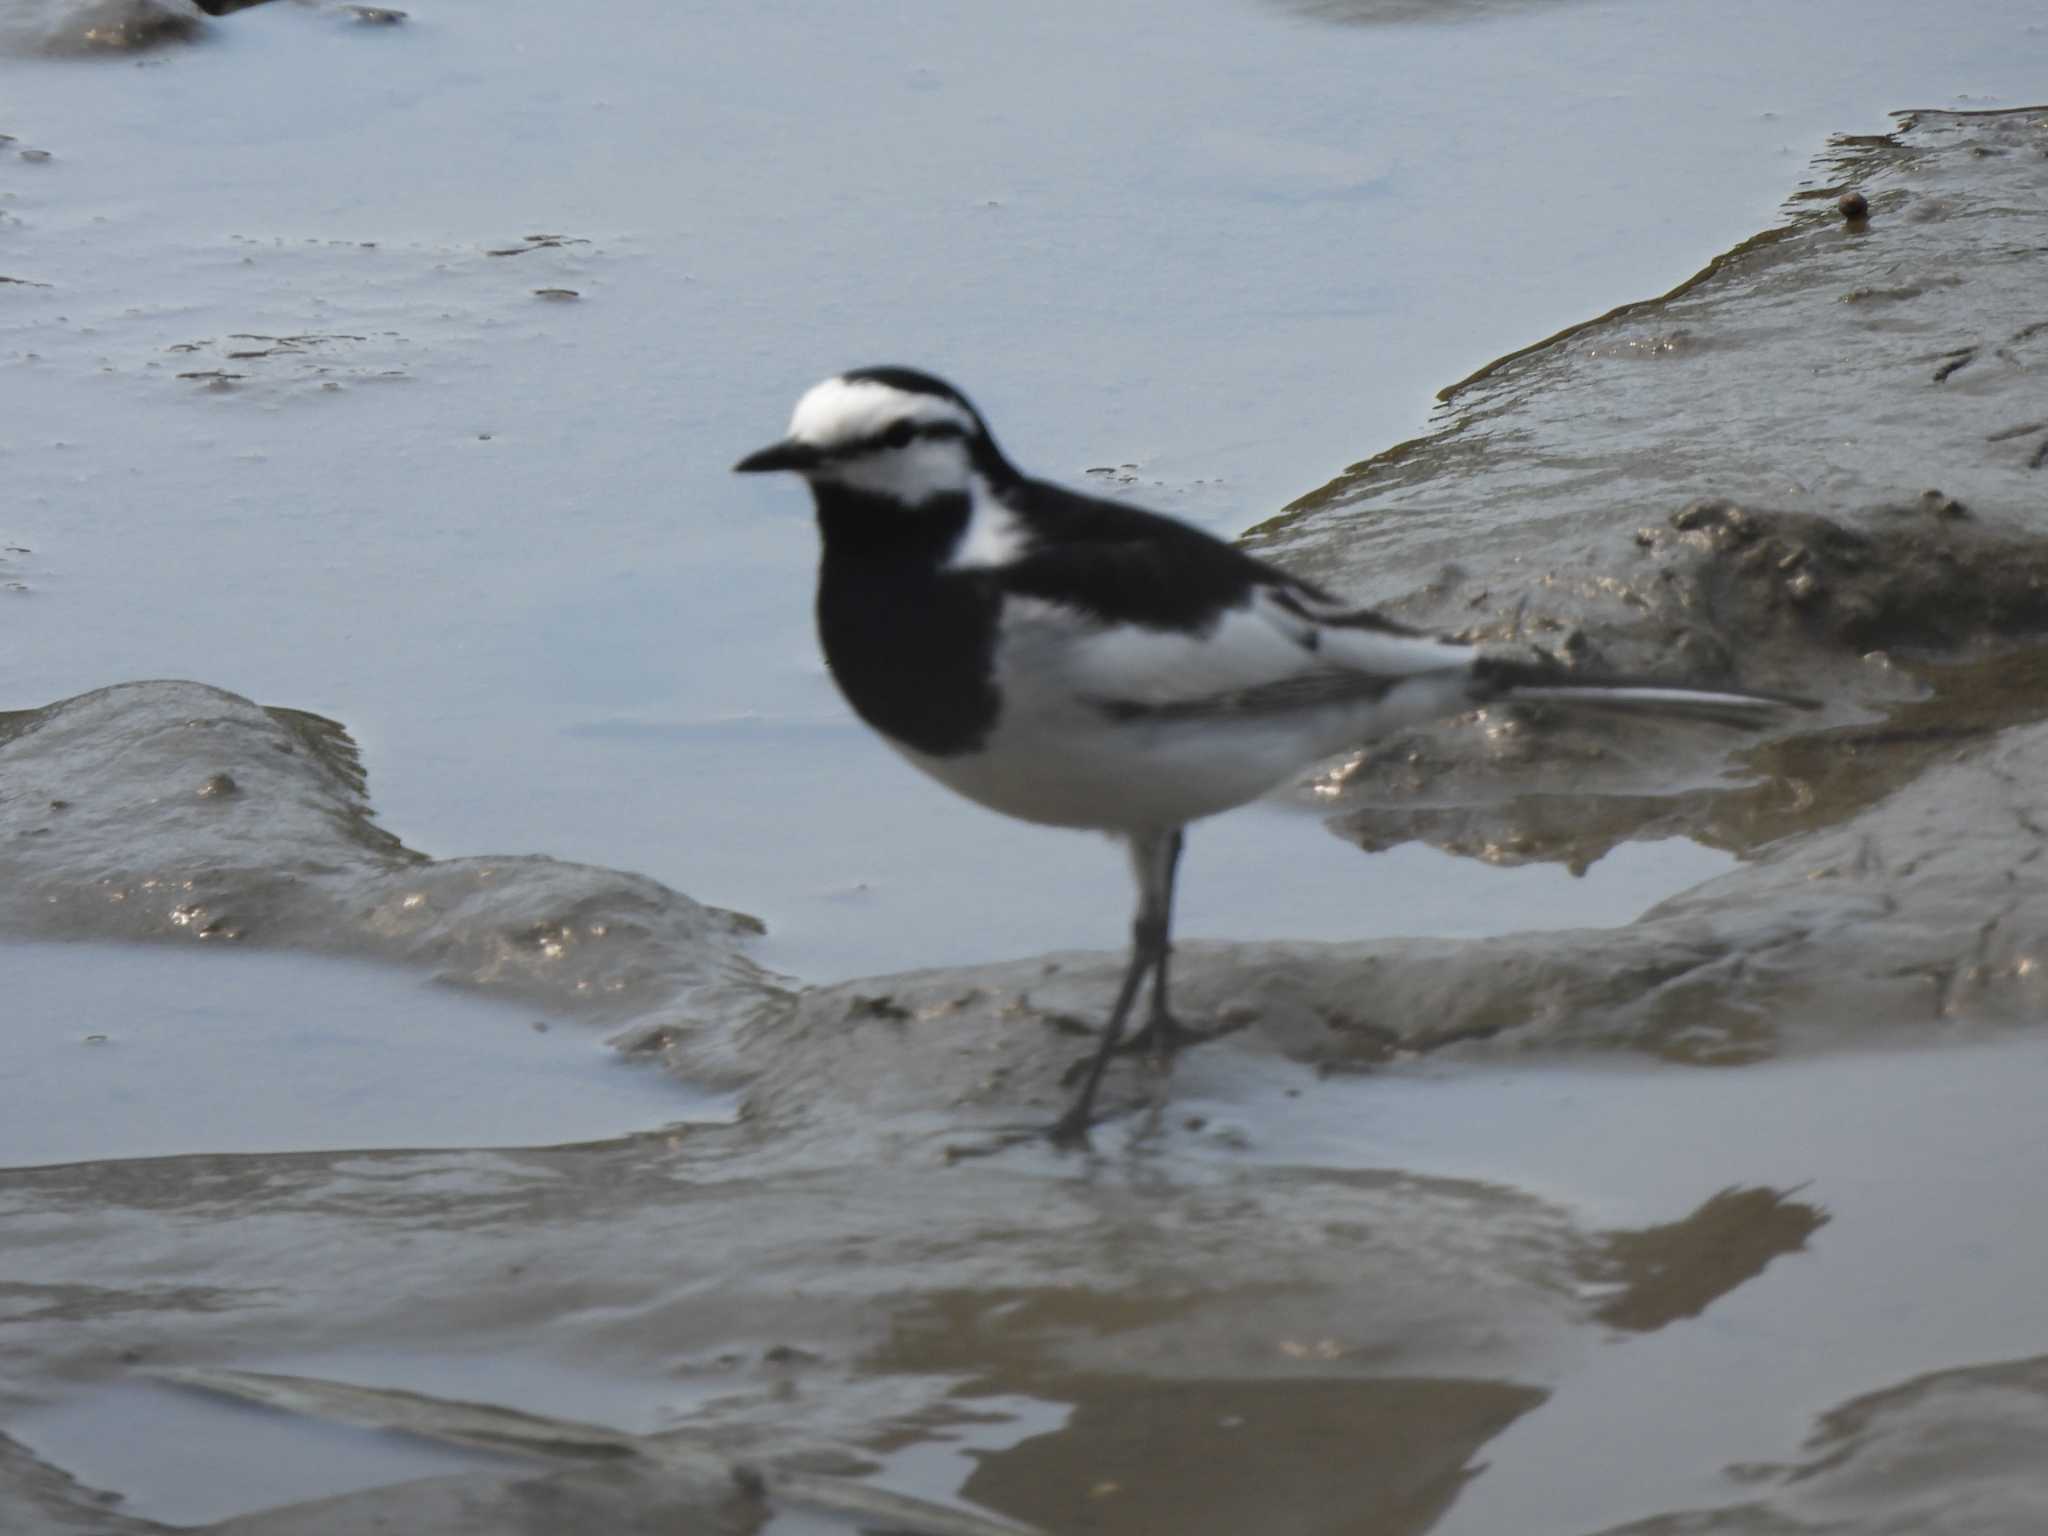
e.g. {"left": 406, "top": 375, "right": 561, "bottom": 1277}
{"left": 891, "top": 714, "right": 1299, "bottom": 831}
{"left": 892, "top": 679, "right": 1391, "bottom": 833}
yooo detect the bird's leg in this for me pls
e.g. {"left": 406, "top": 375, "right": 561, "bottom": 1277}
{"left": 1049, "top": 921, "right": 1155, "bottom": 1146}
{"left": 1120, "top": 828, "right": 1208, "bottom": 1058}
{"left": 1049, "top": 829, "right": 1179, "bottom": 1145}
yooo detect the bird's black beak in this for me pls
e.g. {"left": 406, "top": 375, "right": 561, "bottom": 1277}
{"left": 733, "top": 438, "right": 822, "bottom": 475}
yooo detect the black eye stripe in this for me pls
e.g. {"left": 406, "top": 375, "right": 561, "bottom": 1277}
{"left": 830, "top": 420, "right": 970, "bottom": 458}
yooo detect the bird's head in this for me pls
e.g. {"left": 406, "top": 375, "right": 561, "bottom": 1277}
{"left": 734, "top": 366, "right": 1012, "bottom": 504}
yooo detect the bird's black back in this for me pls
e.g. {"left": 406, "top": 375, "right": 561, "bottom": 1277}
{"left": 989, "top": 476, "right": 1310, "bottom": 634}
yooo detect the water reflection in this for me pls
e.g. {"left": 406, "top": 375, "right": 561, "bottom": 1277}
{"left": 871, "top": 1290, "right": 1547, "bottom": 1536}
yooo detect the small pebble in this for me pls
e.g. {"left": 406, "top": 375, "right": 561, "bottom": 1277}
{"left": 1838, "top": 190, "right": 1869, "bottom": 220}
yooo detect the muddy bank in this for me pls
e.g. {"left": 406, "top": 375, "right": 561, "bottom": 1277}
{"left": 0, "top": 682, "right": 788, "bottom": 1085}
{"left": 0, "top": 0, "right": 379, "bottom": 55}
{"left": 1253, "top": 110, "right": 2048, "bottom": 613}
{"left": 1247, "top": 108, "right": 2048, "bottom": 736}
{"left": 0, "top": 0, "right": 203, "bottom": 54}
{"left": 1589, "top": 1354, "right": 2048, "bottom": 1534}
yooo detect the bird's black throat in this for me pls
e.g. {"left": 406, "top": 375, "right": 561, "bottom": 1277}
{"left": 812, "top": 485, "right": 1001, "bottom": 758}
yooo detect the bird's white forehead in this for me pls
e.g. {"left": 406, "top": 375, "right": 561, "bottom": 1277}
{"left": 787, "top": 377, "right": 975, "bottom": 448}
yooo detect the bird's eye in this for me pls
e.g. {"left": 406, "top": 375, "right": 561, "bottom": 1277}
{"left": 883, "top": 420, "right": 915, "bottom": 450}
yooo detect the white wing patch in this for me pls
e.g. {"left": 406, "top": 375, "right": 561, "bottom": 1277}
{"left": 1064, "top": 600, "right": 1316, "bottom": 704}
{"left": 994, "top": 584, "right": 1477, "bottom": 717}
{"left": 1255, "top": 586, "right": 1480, "bottom": 679}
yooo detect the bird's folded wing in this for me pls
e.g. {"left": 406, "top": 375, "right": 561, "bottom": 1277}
{"left": 996, "top": 546, "right": 1477, "bottom": 718}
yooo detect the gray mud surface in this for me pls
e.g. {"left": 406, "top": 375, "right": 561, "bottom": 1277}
{"left": 8, "top": 109, "right": 2048, "bottom": 1535}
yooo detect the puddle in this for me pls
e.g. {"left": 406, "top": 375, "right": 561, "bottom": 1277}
{"left": 0, "top": 942, "right": 727, "bottom": 1166}
{"left": 859, "top": 1393, "right": 1071, "bottom": 1530}
{"left": 944, "top": 1375, "right": 1545, "bottom": 1536}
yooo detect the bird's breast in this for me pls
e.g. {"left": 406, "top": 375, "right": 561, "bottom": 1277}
{"left": 815, "top": 551, "right": 1002, "bottom": 758}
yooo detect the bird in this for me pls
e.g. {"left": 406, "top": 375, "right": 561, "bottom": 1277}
{"left": 735, "top": 366, "right": 1805, "bottom": 1145}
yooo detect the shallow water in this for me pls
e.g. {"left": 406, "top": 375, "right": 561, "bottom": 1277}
{"left": 2, "top": 0, "right": 2042, "bottom": 981}
{"left": 1356, "top": 1041, "right": 2048, "bottom": 1534}
{"left": 984, "top": 1035, "right": 2048, "bottom": 1534}
{"left": 1, "top": 941, "right": 727, "bottom": 1165}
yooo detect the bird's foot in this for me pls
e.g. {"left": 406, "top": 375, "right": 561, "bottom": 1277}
{"left": 1046, "top": 1106, "right": 1095, "bottom": 1149}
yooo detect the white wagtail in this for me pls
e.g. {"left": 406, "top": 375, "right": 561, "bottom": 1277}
{"left": 736, "top": 367, "right": 1805, "bottom": 1144}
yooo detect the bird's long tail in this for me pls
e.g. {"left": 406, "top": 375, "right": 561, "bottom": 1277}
{"left": 1473, "top": 656, "right": 1818, "bottom": 728}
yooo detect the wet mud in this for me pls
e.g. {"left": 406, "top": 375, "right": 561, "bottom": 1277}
{"left": 1588, "top": 1355, "right": 2048, "bottom": 1535}
{"left": 0, "top": 0, "right": 204, "bottom": 54}
{"left": 0, "top": 0, "right": 380, "bottom": 54}
{"left": 7, "top": 108, "right": 2048, "bottom": 1535}
{"left": 0, "top": 683, "right": 785, "bottom": 1083}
